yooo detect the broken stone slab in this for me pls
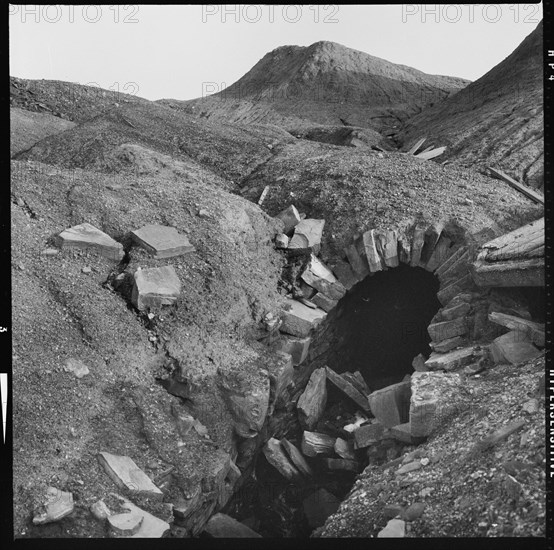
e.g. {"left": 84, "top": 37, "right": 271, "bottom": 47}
{"left": 274, "top": 334, "right": 311, "bottom": 366}
{"left": 409, "top": 371, "right": 466, "bottom": 438}
{"left": 117, "top": 497, "right": 170, "bottom": 537}
{"left": 323, "top": 458, "right": 361, "bottom": 473}
{"left": 331, "top": 259, "right": 360, "bottom": 290}
{"left": 409, "top": 225, "right": 427, "bottom": 267}
{"left": 423, "top": 233, "right": 451, "bottom": 272}
{"left": 424, "top": 346, "right": 476, "bottom": 371}
{"left": 108, "top": 512, "right": 144, "bottom": 537}
{"left": 368, "top": 380, "right": 411, "bottom": 428}
{"left": 263, "top": 438, "right": 301, "bottom": 480}
{"left": 344, "top": 241, "right": 370, "bottom": 278}
{"left": 488, "top": 312, "right": 545, "bottom": 347}
{"left": 440, "top": 302, "right": 471, "bottom": 321}
{"left": 303, "top": 488, "right": 340, "bottom": 529}
{"left": 334, "top": 437, "right": 357, "bottom": 460}
{"left": 33, "top": 487, "right": 74, "bottom": 525}
{"left": 390, "top": 423, "right": 425, "bottom": 445}
{"left": 411, "top": 353, "right": 427, "bottom": 372}
{"left": 203, "top": 513, "right": 262, "bottom": 538}
{"left": 362, "top": 230, "right": 385, "bottom": 272}
{"left": 280, "top": 298, "right": 327, "bottom": 338}
{"left": 429, "top": 336, "right": 467, "bottom": 353}
{"left": 471, "top": 257, "right": 544, "bottom": 288}
{"left": 376, "top": 229, "right": 399, "bottom": 267}
{"left": 275, "top": 205, "right": 301, "bottom": 235}
{"left": 341, "top": 371, "right": 371, "bottom": 396}
{"left": 311, "top": 292, "right": 338, "bottom": 312}
{"left": 281, "top": 438, "right": 313, "bottom": 476}
{"left": 490, "top": 331, "right": 541, "bottom": 365}
{"left": 377, "top": 518, "right": 406, "bottom": 538}
{"left": 56, "top": 222, "right": 124, "bottom": 260}
{"left": 353, "top": 422, "right": 390, "bottom": 449}
{"left": 131, "top": 265, "right": 181, "bottom": 311}
{"left": 131, "top": 224, "right": 195, "bottom": 259}
{"left": 427, "top": 316, "right": 468, "bottom": 343}
{"left": 289, "top": 219, "right": 325, "bottom": 253}
{"left": 301, "top": 254, "right": 346, "bottom": 301}
{"left": 297, "top": 367, "right": 327, "bottom": 430}
{"left": 301, "top": 431, "right": 336, "bottom": 458}
{"left": 275, "top": 233, "right": 289, "bottom": 249}
{"left": 97, "top": 452, "right": 163, "bottom": 500}
{"left": 325, "top": 366, "right": 371, "bottom": 412}
{"left": 437, "top": 273, "right": 475, "bottom": 306}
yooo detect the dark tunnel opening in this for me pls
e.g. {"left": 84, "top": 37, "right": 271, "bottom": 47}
{"left": 326, "top": 264, "right": 442, "bottom": 391}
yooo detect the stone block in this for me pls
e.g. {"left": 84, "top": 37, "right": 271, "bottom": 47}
{"left": 437, "top": 273, "right": 474, "bottom": 306}
{"left": 390, "top": 423, "right": 425, "bottom": 445}
{"left": 427, "top": 317, "right": 468, "bottom": 343}
{"left": 131, "top": 266, "right": 181, "bottom": 311}
{"left": 97, "top": 452, "right": 163, "bottom": 500}
{"left": 420, "top": 223, "right": 444, "bottom": 265}
{"left": 490, "top": 331, "right": 542, "bottom": 365}
{"left": 280, "top": 298, "right": 326, "bottom": 338}
{"left": 362, "top": 229, "right": 385, "bottom": 272}
{"left": 301, "top": 431, "right": 336, "bottom": 457}
{"left": 323, "top": 458, "right": 361, "bottom": 473}
{"left": 376, "top": 229, "right": 399, "bottom": 267}
{"left": 203, "top": 513, "right": 261, "bottom": 538}
{"left": 334, "top": 437, "right": 356, "bottom": 460}
{"left": 344, "top": 241, "right": 370, "bottom": 278}
{"left": 263, "top": 438, "right": 301, "bottom": 480}
{"left": 409, "top": 225, "right": 427, "bottom": 267}
{"left": 297, "top": 368, "right": 327, "bottom": 430}
{"left": 275, "top": 234, "right": 289, "bottom": 249}
{"left": 275, "top": 205, "right": 301, "bottom": 234}
{"left": 301, "top": 255, "right": 346, "bottom": 301}
{"left": 368, "top": 380, "right": 411, "bottom": 428}
{"left": 353, "top": 421, "right": 390, "bottom": 448}
{"left": 331, "top": 259, "right": 360, "bottom": 290}
{"left": 289, "top": 219, "right": 325, "bottom": 253}
{"left": 131, "top": 224, "right": 194, "bottom": 259}
{"left": 341, "top": 371, "right": 370, "bottom": 396}
{"left": 274, "top": 334, "right": 311, "bottom": 366}
{"left": 488, "top": 312, "right": 545, "bottom": 347}
{"left": 424, "top": 233, "right": 452, "bottom": 272}
{"left": 56, "top": 222, "right": 124, "bottom": 260}
{"left": 312, "top": 292, "right": 338, "bottom": 312}
{"left": 440, "top": 302, "right": 471, "bottom": 321}
{"left": 430, "top": 336, "right": 466, "bottom": 353}
{"left": 325, "top": 366, "right": 371, "bottom": 412}
{"left": 411, "top": 353, "right": 427, "bottom": 372}
{"left": 33, "top": 487, "right": 74, "bottom": 525}
{"left": 281, "top": 438, "right": 313, "bottom": 476}
{"left": 424, "top": 346, "right": 476, "bottom": 371}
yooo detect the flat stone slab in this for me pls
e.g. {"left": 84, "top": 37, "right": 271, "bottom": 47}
{"left": 490, "top": 331, "right": 542, "bottom": 365}
{"left": 203, "top": 513, "right": 262, "bottom": 538}
{"left": 488, "top": 312, "right": 545, "bottom": 347}
{"left": 282, "top": 438, "right": 314, "bottom": 476}
{"left": 325, "top": 366, "right": 371, "bottom": 412}
{"left": 56, "top": 222, "right": 124, "bottom": 260}
{"left": 368, "top": 380, "right": 411, "bottom": 427}
{"left": 312, "top": 292, "right": 338, "bottom": 312}
{"left": 289, "top": 219, "right": 325, "bottom": 252}
{"left": 301, "top": 431, "right": 336, "bottom": 458}
{"left": 354, "top": 422, "right": 390, "bottom": 448}
{"left": 301, "top": 254, "right": 346, "bottom": 301}
{"left": 428, "top": 317, "right": 468, "bottom": 343}
{"left": 118, "top": 497, "right": 170, "bottom": 537}
{"left": 297, "top": 368, "right": 327, "bottom": 430}
{"left": 409, "top": 371, "right": 466, "bottom": 438}
{"left": 33, "top": 487, "right": 74, "bottom": 525}
{"left": 131, "top": 265, "right": 181, "bottom": 311}
{"left": 334, "top": 437, "right": 356, "bottom": 460}
{"left": 263, "top": 438, "right": 301, "bottom": 480}
{"left": 97, "top": 452, "right": 163, "bottom": 500}
{"left": 424, "top": 346, "right": 476, "bottom": 371}
{"left": 280, "top": 298, "right": 326, "bottom": 338}
{"left": 131, "top": 224, "right": 195, "bottom": 259}
{"left": 430, "top": 335, "right": 467, "bottom": 353}
{"left": 341, "top": 371, "right": 371, "bottom": 396}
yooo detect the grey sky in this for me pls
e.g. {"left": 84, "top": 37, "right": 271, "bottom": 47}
{"left": 9, "top": 4, "right": 543, "bottom": 101}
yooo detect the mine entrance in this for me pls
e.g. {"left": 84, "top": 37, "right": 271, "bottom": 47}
{"left": 326, "top": 264, "right": 441, "bottom": 390}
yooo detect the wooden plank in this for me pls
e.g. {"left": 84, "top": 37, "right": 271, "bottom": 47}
{"left": 487, "top": 233, "right": 544, "bottom": 261}
{"left": 415, "top": 146, "right": 446, "bottom": 160}
{"left": 487, "top": 167, "right": 544, "bottom": 204}
{"left": 406, "top": 137, "right": 426, "bottom": 155}
{"left": 479, "top": 218, "right": 544, "bottom": 253}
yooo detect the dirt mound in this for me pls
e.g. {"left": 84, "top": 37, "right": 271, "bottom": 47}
{"left": 11, "top": 158, "right": 285, "bottom": 536}
{"left": 13, "top": 101, "right": 294, "bottom": 187}
{"left": 162, "top": 41, "right": 469, "bottom": 134}
{"left": 10, "top": 107, "right": 76, "bottom": 157}
{"left": 399, "top": 22, "right": 543, "bottom": 189}
{"left": 237, "top": 139, "right": 543, "bottom": 259}
{"left": 317, "top": 357, "right": 545, "bottom": 537}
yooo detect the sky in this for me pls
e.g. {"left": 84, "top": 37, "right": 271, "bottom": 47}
{"left": 9, "top": 4, "right": 543, "bottom": 101}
